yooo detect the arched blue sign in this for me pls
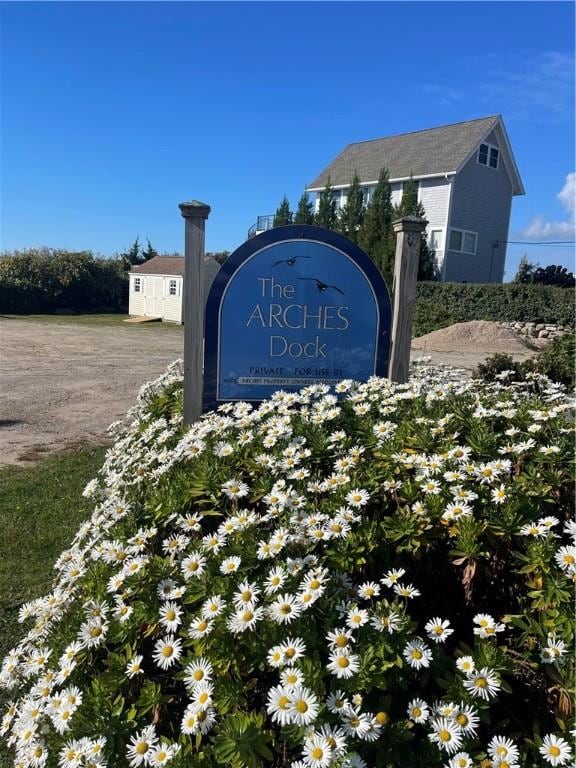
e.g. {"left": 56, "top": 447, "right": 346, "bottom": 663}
{"left": 203, "top": 225, "right": 391, "bottom": 409}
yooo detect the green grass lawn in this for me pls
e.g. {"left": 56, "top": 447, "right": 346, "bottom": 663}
{"left": 0, "top": 447, "right": 107, "bottom": 759}
{"left": 1, "top": 313, "right": 183, "bottom": 329}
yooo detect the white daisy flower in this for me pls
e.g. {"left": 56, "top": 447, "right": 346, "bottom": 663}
{"left": 188, "top": 616, "right": 214, "bottom": 639}
{"left": 227, "top": 606, "right": 264, "bottom": 634}
{"left": 181, "top": 552, "right": 207, "bottom": 580}
{"left": 266, "top": 684, "right": 293, "bottom": 726}
{"left": 370, "top": 611, "right": 401, "bottom": 634}
{"left": 346, "top": 488, "right": 370, "bottom": 508}
{"left": 456, "top": 656, "right": 476, "bottom": 673}
{"left": 407, "top": 698, "right": 429, "bottom": 723}
{"left": 539, "top": 733, "right": 573, "bottom": 766}
{"left": 403, "top": 638, "right": 433, "bottom": 669}
{"left": 488, "top": 735, "right": 519, "bottom": 765}
{"left": 425, "top": 617, "right": 454, "bottom": 644}
{"left": 279, "top": 637, "right": 307, "bottom": 664}
{"left": 220, "top": 556, "right": 241, "bottom": 575}
{"left": 302, "top": 734, "right": 333, "bottom": 767}
{"left": 341, "top": 709, "right": 372, "bottom": 738}
{"left": 357, "top": 581, "right": 381, "bottom": 600}
{"left": 463, "top": 667, "right": 501, "bottom": 700}
{"left": 148, "top": 743, "right": 179, "bottom": 766}
{"left": 393, "top": 583, "right": 421, "bottom": 599}
{"left": 125, "top": 655, "right": 144, "bottom": 678}
{"left": 454, "top": 704, "right": 479, "bottom": 736}
{"left": 327, "top": 628, "right": 354, "bottom": 650}
{"left": 288, "top": 686, "right": 319, "bottom": 726}
{"left": 346, "top": 607, "right": 369, "bottom": 630}
{"left": 152, "top": 636, "right": 183, "bottom": 670}
{"left": 326, "top": 650, "right": 360, "bottom": 679}
{"left": 183, "top": 658, "right": 213, "bottom": 689}
{"left": 191, "top": 681, "right": 214, "bottom": 711}
{"left": 555, "top": 546, "right": 576, "bottom": 572}
{"left": 233, "top": 581, "right": 260, "bottom": 607}
{"left": 269, "top": 594, "right": 303, "bottom": 624}
{"left": 326, "top": 690, "right": 350, "bottom": 714}
{"left": 201, "top": 595, "right": 226, "bottom": 618}
{"left": 221, "top": 479, "right": 249, "bottom": 499}
{"left": 428, "top": 717, "right": 463, "bottom": 754}
{"left": 448, "top": 753, "right": 473, "bottom": 768}
{"left": 281, "top": 666, "right": 304, "bottom": 689}
{"left": 159, "top": 602, "right": 182, "bottom": 633}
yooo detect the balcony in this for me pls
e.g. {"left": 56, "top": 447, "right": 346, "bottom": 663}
{"left": 248, "top": 214, "right": 275, "bottom": 239}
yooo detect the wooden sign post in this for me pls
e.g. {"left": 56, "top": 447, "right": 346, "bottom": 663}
{"left": 179, "top": 200, "right": 211, "bottom": 426}
{"left": 389, "top": 216, "right": 427, "bottom": 384}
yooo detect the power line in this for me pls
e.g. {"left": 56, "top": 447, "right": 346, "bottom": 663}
{"left": 496, "top": 240, "right": 575, "bottom": 246}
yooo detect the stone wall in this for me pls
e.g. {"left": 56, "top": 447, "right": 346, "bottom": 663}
{"left": 501, "top": 322, "right": 568, "bottom": 340}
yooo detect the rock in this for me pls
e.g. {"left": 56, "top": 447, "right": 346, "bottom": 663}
{"left": 535, "top": 324, "right": 545, "bottom": 331}
{"left": 538, "top": 330, "right": 549, "bottom": 338}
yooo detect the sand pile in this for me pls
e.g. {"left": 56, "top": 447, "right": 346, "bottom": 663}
{"left": 412, "top": 321, "right": 536, "bottom": 353}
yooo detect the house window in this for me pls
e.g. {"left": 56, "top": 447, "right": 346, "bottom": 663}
{"left": 429, "top": 229, "right": 443, "bottom": 251}
{"left": 168, "top": 279, "right": 177, "bottom": 297}
{"left": 332, "top": 190, "right": 342, "bottom": 210}
{"left": 133, "top": 277, "right": 142, "bottom": 293}
{"left": 449, "top": 228, "right": 477, "bottom": 255}
{"left": 478, "top": 142, "right": 499, "bottom": 169}
{"left": 402, "top": 180, "right": 420, "bottom": 199}
{"left": 362, "top": 186, "right": 374, "bottom": 206}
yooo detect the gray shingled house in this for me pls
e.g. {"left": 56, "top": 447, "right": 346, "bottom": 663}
{"left": 306, "top": 115, "right": 524, "bottom": 283}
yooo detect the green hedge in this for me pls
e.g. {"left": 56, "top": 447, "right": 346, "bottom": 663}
{"left": 413, "top": 282, "right": 575, "bottom": 337}
{"left": 0, "top": 249, "right": 128, "bottom": 314}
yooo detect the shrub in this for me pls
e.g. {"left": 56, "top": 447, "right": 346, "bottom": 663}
{"left": 0, "top": 249, "right": 128, "bottom": 313}
{"left": 475, "top": 332, "right": 575, "bottom": 390}
{"left": 473, "top": 353, "right": 525, "bottom": 383}
{"left": 529, "top": 332, "right": 575, "bottom": 390}
{"left": 413, "top": 283, "right": 575, "bottom": 337}
{"left": 1, "top": 364, "right": 574, "bottom": 768}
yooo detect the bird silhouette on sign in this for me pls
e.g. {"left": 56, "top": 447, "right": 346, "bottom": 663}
{"left": 297, "top": 277, "right": 345, "bottom": 296}
{"left": 272, "top": 256, "right": 312, "bottom": 267}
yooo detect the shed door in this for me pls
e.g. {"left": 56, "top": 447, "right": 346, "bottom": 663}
{"left": 145, "top": 278, "right": 164, "bottom": 317}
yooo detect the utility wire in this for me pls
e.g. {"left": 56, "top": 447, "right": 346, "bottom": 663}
{"left": 496, "top": 240, "right": 575, "bottom": 246}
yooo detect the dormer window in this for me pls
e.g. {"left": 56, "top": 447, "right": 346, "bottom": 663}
{"left": 478, "top": 142, "right": 499, "bottom": 169}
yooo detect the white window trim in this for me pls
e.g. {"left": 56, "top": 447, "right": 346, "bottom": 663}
{"left": 429, "top": 228, "right": 443, "bottom": 251}
{"left": 449, "top": 228, "right": 477, "bottom": 255}
{"left": 167, "top": 279, "right": 178, "bottom": 297}
{"left": 133, "top": 276, "right": 142, "bottom": 293}
{"left": 477, "top": 142, "right": 499, "bottom": 170}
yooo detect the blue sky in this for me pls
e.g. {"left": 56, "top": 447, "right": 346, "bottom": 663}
{"left": 1, "top": 1, "right": 574, "bottom": 280}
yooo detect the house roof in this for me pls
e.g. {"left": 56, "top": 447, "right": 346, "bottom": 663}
{"left": 130, "top": 255, "right": 222, "bottom": 294}
{"left": 306, "top": 115, "right": 524, "bottom": 195}
{"left": 131, "top": 256, "right": 186, "bottom": 276}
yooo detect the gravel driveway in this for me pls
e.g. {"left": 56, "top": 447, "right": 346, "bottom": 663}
{"left": 1, "top": 318, "right": 184, "bottom": 465}
{"left": 0, "top": 317, "right": 537, "bottom": 466}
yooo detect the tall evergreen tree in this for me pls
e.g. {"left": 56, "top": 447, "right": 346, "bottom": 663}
{"left": 273, "top": 195, "right": 293, "bottom": 227}
{"left": 119, "top": 237, "right": 142, "bottom": 270}
{"left": 141, "top": 239, "right": 159, "bottom": 263}
{"left": 337, "top": 173, "right": 364, "bottom": 243}
{"left": 393, "top": 175, "right": 438, "bottom": 281}
{"left": 314, "top": 177, "right": 337, "bottom": 230}
{"left": 294, "top": 191, "right": 315, "bottom": 225}
{"left": 358, "top": 168, "right": 394, "bottom": 281}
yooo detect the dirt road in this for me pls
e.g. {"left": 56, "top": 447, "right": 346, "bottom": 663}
{"left": 1, "top": 318, "right": 538, "bottom": 466}
{"left": 1, "top": 319, "right": 184, "bottom": 465}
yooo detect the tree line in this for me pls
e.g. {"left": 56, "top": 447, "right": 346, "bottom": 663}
{"left": 271, "top": 170, "right": 438, "bottom": 284}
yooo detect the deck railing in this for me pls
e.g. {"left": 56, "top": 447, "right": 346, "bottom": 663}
{"left": 247, "top": 214, "right": 275, "bottom": 238}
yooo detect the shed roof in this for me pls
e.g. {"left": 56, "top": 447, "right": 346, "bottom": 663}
{"left": 131, "top": 256, "right": 186, "bottom": 276}
{"left": 307, "top": 115, "right": 523, "bottom": 191}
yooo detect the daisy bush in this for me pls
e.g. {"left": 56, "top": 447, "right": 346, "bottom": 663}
{"left": 1, "top": 360, "right": 575, "bottom": 768}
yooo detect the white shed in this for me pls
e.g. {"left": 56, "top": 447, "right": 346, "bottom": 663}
{"left": 128, "top": 255, "right": 221, "bottom": 323}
